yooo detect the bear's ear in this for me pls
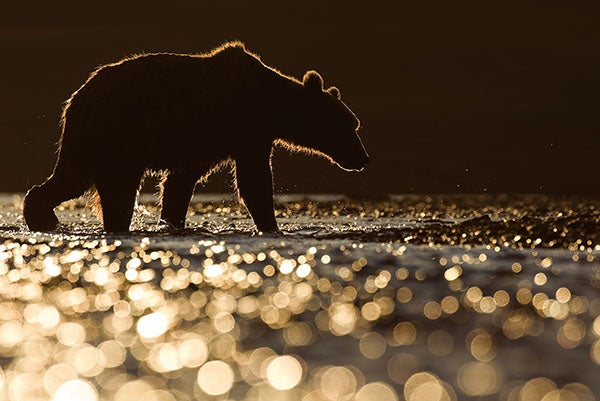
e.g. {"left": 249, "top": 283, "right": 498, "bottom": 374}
{"left": 303, "top": 70, "right": 324, "bottom": 92}
{"left": 326, "top": 86, "right": 341, "bottom": 100}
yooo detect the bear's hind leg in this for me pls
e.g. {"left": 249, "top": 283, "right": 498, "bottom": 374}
{"left": 23, "top": 171, "right": 91, "bottom": 231}
{"left": 94, "top": 171, "right": 143, "bottom": 232}
{"left": 160, "top": 171, "right": 199, "bottom": 230}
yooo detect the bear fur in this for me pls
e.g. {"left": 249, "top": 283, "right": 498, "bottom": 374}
{"left": 23, "top": 41, "right": 369, "bottom": 232}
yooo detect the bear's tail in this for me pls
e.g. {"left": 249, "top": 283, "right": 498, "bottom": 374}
{"left": 23, "top": 156, "right": 92, "bottom": 232}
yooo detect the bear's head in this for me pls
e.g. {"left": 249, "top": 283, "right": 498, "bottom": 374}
{"left": 281, "top": 70, "right": 369, "bottom": 172}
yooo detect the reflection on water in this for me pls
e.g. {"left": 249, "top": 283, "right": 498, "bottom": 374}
{"left": 0, "top": 194, "right": 598, "bottom": 401}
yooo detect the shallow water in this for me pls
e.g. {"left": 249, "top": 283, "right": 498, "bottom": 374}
{"left": 0, "top": 194, "right": 599, "bottom": 401}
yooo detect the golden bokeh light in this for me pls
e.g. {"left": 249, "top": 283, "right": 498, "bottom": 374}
{"left": 396, "top": 287, "right": 413, "bottom": 303}
{"left": 387, "top": 353, "right": 420, "bottom": 384}
{"left": 266, "top": 355, "right": 303, "bottom": 390}
{"left": 355, "top": 382, "right": 398, "bottom": 401}
{"left": 44, "top": 364, "right": 78, "bottom": 396}
{"left": 319, "top": 366, "right": 357, "bottom": 400}
{"left": 440, "top": 296, "right": 459, "bottom": 314}
{"left": 404, "top": 372, "right": 455, "bottom": 401}
{"left": 52, "top": 379, "right": 97, "bottom": 401}
{"left": 427, "top": 330, "right": 453, "bottom": 357}
{"left": 468, "top": 329, "right": 496, "bottom": 362}
{"left": 456, "top": 362, "right": 503, "bottom": 396}
{"left": 114, "top": 380, "right": 155, "bottom": 401}
{"left": 393, "top": 322, "right": 417, "bottom": 346}
{"left": 0, "top": 195, "right": 597, "bottom": 400}
{"left": 561, "top": 383, "right": 596, "bottom": 401}
{"left": 359, "top": 332, "right": 387, "bottom": 359}
{"left": 534, "top": 272, "right": 548, "bottom": 286}
{"left": 196, "top": 360, "right": 234, "bottom": 395}
{"left": 178, "top": 336, "right": 209, "bottom": 368}
{"left": 423, "top": 301, "right": 442, "bottom": 320}
{"left": 137, "top": 312, "right": 169, "bottom": 339}
{"left": 361, "top": 302, "right": 381, "bottom": 321}
{"left": 494, "top": 290, "right": 510, "bottom": 307}
{"left": 590, "top": 339, "right": 600, "bottom": 365}
{"left": 329, "top": 303, "right": 358, "bottom": 336}
{"left": 444, "top": 266, "right": 462, "bottom": 281}
{"left": 97, "top": 340, "right": 126, "bottom": 368}
{"left": 520, "top": 377, "right": 558, "bottom": 400}
{"left": 56, "top": 322, "right": 86, "bottom": 346}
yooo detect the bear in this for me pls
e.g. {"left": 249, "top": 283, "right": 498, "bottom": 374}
{"left": 23, "top": 41, "right": 369, "bottom": 233}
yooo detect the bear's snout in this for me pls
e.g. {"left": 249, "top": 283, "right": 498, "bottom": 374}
{"left": 357, "top": 153, "right": 370, "bottom": 171}
{"left": 362, "top": 153, "right": 370, "bottom": 166}
{"left": 336, "top": 150, "right": 370, "bottom": 172}
{"left": 356, "top": 153, "right": 370, "bottom": 171}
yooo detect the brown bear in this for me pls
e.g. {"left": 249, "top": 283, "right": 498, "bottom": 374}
{"left": 23, "top": 41, "right": 369, "bottom": 233}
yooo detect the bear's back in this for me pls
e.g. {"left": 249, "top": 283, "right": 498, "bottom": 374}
{"left": 61, "top": 42, "right": 287, "bottom": 171}
{"left": 71, "top": 42, "right": 271, "bottom": 114}
{"left": 93, "top": 42, "right": 258, "bottom": 84}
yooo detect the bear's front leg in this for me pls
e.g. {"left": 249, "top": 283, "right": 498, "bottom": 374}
{"left": 160, "top": 170, "right": 199, "bottom": 230}
{"left": 235, "top": 154, "right": 279, "bottom": 233}
{"left": 95, "top": 170, "right": 143, "bottom": 232}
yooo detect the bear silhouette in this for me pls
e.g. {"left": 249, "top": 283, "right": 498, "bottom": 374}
{"left": 23, "top": 41, "right": 369, "bottom": 233}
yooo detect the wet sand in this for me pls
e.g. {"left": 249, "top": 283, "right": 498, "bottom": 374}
{"left": 0, "top": 194, "right": 598, "bottom": 401}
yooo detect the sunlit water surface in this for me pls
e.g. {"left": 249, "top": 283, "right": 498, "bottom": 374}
{"left": 0, "top": 194, "right": 598, "bottom": 401}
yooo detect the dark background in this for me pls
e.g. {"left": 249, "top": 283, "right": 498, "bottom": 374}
{"left": 2, "top": 0, "right": 599, "bottom": 196}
